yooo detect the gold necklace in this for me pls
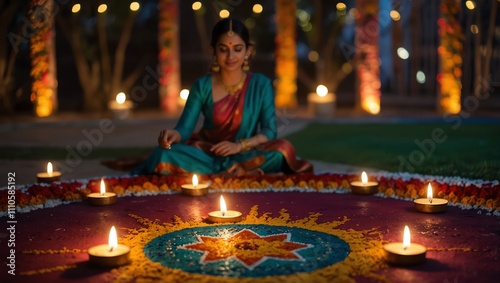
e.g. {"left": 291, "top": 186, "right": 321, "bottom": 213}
{"left": 218, "top": 73, "right": 246, "bottom": 95}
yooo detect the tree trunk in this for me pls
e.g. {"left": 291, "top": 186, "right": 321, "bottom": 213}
{"left": 0, "top": 1, "right": 19, "bottom": 113}
{"left": 97, "top": 13, "right": 112, "bottom": 101}
{"left": 391, "top": 10, "right": 403, "bottom": 97}
{"left": 29, "top": 0, "right": 57, "bottom": 117}
{"left": 111, "top": 11, "right": 137, "bottom": 99}
{"left": 410, "top": 0, "right": 421, "bottom": 97}
{"left": 274, "top": 0, "right": 297, "bottom": 108}
{"left": 437, "top": 0, "right": 463, "bottom": 114}
{"left": 462, "top": 0, "right": 473, "bottom": 98}
{"left": 83, "top": 61, "right": 103, "bottom": 111}
{"left": 158, "top": 0, "right": 181, "bottom": 113}
{"left": 57, "top": 4, "right": 146, "bottom": 112}
{"left": 477, "top": 0, "right": 497, "bottom": 97}
{"left": 313, "top": 0, "right": 325, "bottom": 85}
{"left": 355, "top": 0, "right": 381, "bottom": 114}
{"left": 473, "top": 3, "right": 482, "bottom": 97}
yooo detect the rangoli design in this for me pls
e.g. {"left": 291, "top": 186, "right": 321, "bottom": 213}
{"left": 144, "top": 224, "right": 349, "bottom": 277}
{"left": 180, "top": 228, "right": 313, "bottom": 270}
{"left": 17, "top": 207, "right": 390, "bottom": 282}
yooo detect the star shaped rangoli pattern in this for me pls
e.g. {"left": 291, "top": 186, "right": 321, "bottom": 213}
{"left": 180, "top": 229, "right": 313, "bottom": 270}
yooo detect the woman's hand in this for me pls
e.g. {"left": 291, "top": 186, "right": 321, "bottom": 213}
{"left": 158, "top": 130, "right": 181, "bottom": 149}
{"left": 210, "top": 141, "right": 242, "bottom": 157}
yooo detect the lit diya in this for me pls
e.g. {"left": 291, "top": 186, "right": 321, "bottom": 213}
{"left": 36, "top": 162, "right": 62, "bottom": 183}
{"left": 350, "top": 171, "right": 379, "bottom": 195}
{"left": 207, "top": 195, "right": 242, "bottom": 223}
{"left": 307, "top": 84, "right": 336, "bottom": 117}
{"left": 109, "top": 92, "right": 133, "bottom": 119}
{"left": 414, "top": 183, "right": 448, "bottom": 213}
{"left": 181, "top": 174, "right": 209, "bottom": 196}
{"left": 88, "top": 226, "right": 130, "bottom": 267}
{"left": 87, "top": 179, "right": 117, "bottom": 206}
{"left": 383, "top": 225, "right": 427, "bottom": 265}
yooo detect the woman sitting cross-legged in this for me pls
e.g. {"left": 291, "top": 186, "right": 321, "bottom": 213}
{"left": 132, "top": 18, "right": 312, "bottom": 177}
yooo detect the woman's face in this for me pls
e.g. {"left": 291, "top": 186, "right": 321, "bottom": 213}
{"left": 214, "top": 32, "right": 248, "bottom": 72}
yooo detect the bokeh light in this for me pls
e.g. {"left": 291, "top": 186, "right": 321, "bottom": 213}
{"left": 219, "top": 9, "right": 230, "bottom": 18}
{"left": 296, "top": 9, "right": 310, "bottom": 22}
{"left": 192, "top": 2, "right": 202, "bottom": 11}
{"left": 252, "top": 4, "right": 263, "bottom": 14}
{"left": 416, "top": 71, "right": 426, "bottom": 84}
{"left": 342, "top": 63, "right": 352, "bottom": 74}
{"left": 390, "top": 10, "right": 401, "bottom": 21}
{"left": 336, "top": 3, "right": 346, "bottom": 10}
{"left": 316, "top": 85, "right": 328, "bottom": 97}
{"left": 71, "top": 3, "right": 81, "bottom": 13}
{"left": 349, "top": 8, "right": 359, "bottom": 19}
{"left": 97, "top": 4, "right": 107, "bottom": 13}
{"left": 130, "top": 2, "right": 140, "bottom": 11}
{"left": 308, "top": 51, "right": 319, "bottom": 62}
{"left": 465, "top": 1, "right": 475, "bottom": 10}
{"left": 397, "top": 47, "right": 409, "bottom": 59}
{"left": 245, "top": 18, "right": 256, "bottom": 29}
{"left": 470, "top": 25, "right": 479, "bottom": 34}
{"left": 180, "top": 89, "right": 189, "bottom": 100}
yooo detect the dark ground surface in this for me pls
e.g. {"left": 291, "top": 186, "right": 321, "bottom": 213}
{"left": 1, "top": 107, "right": 499, "bottom": 282}
{"left": 1, "top": 106, "right": 499, "bottom": 185}
{"left": 0, "top": 191, "right": 498, "bottom": 283}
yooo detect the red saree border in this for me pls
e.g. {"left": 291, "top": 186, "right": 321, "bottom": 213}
{"left": 154, "top": 162, "right": 190, "bottom": 176}
{"left": 197, "top": 73, "right": 253, "bottom": 144}
{"left": 259, "top": 139, "right": 313, "bottom": 173}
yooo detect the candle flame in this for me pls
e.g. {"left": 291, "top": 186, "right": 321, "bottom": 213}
{"left": 192, "top": 174, "right": 198, "bottom": 188}
{"left": 116, "top": 92, "right": 126, "bottom": 105}
{"left": 100, "top": 179, "right": 106, "bottom": 195}
{"left": 403, "top": 225, "right": 411, "bottom": 250}
{"left": 316, "top": 85, "right": 328, "bottom": 97}
{"left": 427, "top": 183, "right": 433, "bottom": 204}
{"left": 108, "top": 226, "right": 118, "bottom": 252}
{"left": 47, "top": 162, "right": 53, "bottom": 175}
{"left": 220, "top": 195, "right": 227, "bottom": 217}
{"left": 361, "top": 171, "right": 368, "bottom": 185}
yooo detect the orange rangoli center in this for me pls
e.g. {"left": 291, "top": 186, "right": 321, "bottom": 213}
{"left": 181, "top": 229, "right": 312, "bottom": 269}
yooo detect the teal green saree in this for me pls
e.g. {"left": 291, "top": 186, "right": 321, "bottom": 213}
{"left": 132, "top": 73, "right": 312, "bottom": 176}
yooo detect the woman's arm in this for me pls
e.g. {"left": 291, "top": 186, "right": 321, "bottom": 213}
{"left": 212, "top": 76, "right": 276, "bottom": 155}
{"left": 174, "top": 79, "right": 205, "bottom": 142}
{"left": 257, "top": 77, "right": 277, "bottom": 141}
{"left": 237, "top": 77, "right": 276, "bottom": 151}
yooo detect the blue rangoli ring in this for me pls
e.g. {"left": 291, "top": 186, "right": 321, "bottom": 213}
{"left": 144, "top": 224, "right": 350, "bottom": 278}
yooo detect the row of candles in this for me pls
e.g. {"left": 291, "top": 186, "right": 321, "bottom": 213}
{"left": 36, "top": 163, "right": 241, "bottom": 267}
{"left": 86, "top": 178, "right": 240, "bottom": 267}
{"left": 108, "top": 91, "right": 186, "bottom": 118}
{"left": 109, "top": 90, "right": 189, "bottom": 115}
{"left": 351, "top": 171, "right": 448, "bottom": 213}
{"left": 37, "top": 162, "right": 447, "bottom": 267}
{"left": 349, "top": 171, "right": 447, "bottom": 265}
{"left": 107, "top": 85, "right": 335, "bottom": 117}
{"left": 181, "top": 172, "right": 443, "bottom": 266}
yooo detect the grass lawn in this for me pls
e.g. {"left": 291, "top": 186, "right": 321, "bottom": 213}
{"left": 285, "top": 122, "right": 500, "bottom": 180}
{"left": 2, "top": 122, "right": 499, "bottom": 180}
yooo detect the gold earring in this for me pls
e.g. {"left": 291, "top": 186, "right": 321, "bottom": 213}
{"left": 211, "top": 57, "right": 220, "bottom": 72}
{"left": 242, "top": 56, "right": 249, "bottom": 71}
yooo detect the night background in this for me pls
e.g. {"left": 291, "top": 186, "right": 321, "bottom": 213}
{"left": 1, "top": 0, "right": 499, "bottom": 116}
{"left": 0, "top": 2, "right": 500, "bottom": 283}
